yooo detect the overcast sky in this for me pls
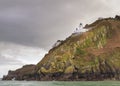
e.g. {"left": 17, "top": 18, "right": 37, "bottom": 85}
{"left": 0, "top": 0, "right": 120, "bottom": 78}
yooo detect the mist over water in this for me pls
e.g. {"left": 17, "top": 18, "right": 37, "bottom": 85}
{"left": 1, "top": 81, "right": 120, "bottom": 86}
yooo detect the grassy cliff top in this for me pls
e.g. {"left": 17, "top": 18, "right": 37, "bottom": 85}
{"left": 36, "top": 16, "right": 120, "bottom": 75}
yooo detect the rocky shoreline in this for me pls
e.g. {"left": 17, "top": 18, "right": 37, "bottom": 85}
{"left": 2, "top": 16, "right": 120, "bottom": 81}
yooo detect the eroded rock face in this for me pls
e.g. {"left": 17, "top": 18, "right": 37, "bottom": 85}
{"left": 115, "top": 15, "right": 120, "bottom": 20}
{"left": 2, "top": 65, "right": 37, "bottom": 80}
{"left": 3, "top": 16, "right": 120, "bottom": 81}
{"left": 36, "top": 16, "right": 120, "bottom": 81}
{"left": 36, "top": 48, "right": 120, "bottom": 81}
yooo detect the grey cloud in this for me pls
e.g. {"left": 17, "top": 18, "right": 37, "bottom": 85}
{"left": 0, "top": 0, "right": 120, "bottom": 78}
{"left": 0, "top": 0, "right": 119, "bottom": 50}
{"left": 0, "top": 41, "right": 47, "bottom": 77}
{"left": 0, "top": 55, "right": 23, "bottom": 65}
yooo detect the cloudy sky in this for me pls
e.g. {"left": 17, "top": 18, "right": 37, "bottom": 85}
{"left": 0, "top": 0, "right": 120, "bottom": 78}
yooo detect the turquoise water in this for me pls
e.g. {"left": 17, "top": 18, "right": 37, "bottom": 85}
{"left": 0, "top": 81, "right": 120, "bottom": 86}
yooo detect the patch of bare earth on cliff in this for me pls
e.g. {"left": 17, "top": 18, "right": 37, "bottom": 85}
{"left": 87, "top": 20, "right": 120, "bottom": 56}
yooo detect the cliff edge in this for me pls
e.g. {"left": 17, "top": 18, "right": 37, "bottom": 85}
{"left": 3, "top": 16, "right": 120, "bottom": 81}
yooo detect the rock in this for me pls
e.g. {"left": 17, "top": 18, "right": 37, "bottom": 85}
{"left": 36, "top": 16, "right": 120, "bottom": 81}
{"left": 2, "top": 65, "right": 36, "bottom": 80}
{"left": 115, "top": 15, "right": 120, "bottom": 20}
{"left": 3, "top": 16, "right": 120, "bottom": 81}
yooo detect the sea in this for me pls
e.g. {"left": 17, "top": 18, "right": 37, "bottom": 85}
{"left": 0, "top": 81, "right": 120, "bottom": 86}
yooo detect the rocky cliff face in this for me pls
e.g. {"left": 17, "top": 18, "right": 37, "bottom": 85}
{"left": 2, "top": 65, "right": 36, "bottom": 80}
{"left": 3, "top": 16, "right": 120, "bottom": 81}
{"left": 36, "top": 16, "right": 120, "bottom": 80}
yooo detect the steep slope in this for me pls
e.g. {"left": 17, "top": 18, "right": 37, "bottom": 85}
{"left": 2, "top": 65, "right": 36, "bottom": 80}
{"left": 36, "top": 17, "right": 120, "bottom": 80}
{"left": 3, "top": 16, "right": 120, "bottom": 81}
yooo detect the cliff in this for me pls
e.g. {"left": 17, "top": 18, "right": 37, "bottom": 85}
{"left": 36, "top": 16, "right": 120, "bottom": 80}
{"left": 2, "top": 65, "right": 36, "bottom": 80}
{"left": 3, "top": 16, "right": 120, "bottom": 81}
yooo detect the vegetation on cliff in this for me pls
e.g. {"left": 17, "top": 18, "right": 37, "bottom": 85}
{"left": 3, "top": 15, "right": 120, "bottom": 80}
{"left": 36, "top": 16, "right": 120, "bottom": 80}
{"left": 2, "top": 65, "right": 36, "bottom": 80}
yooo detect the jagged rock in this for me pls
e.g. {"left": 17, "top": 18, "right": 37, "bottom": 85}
{"left": 3, "top": 16, "right": 120, "bottom": 81}
{"left": 115, "top": 15, "right": 120, "bottom": 20}
{"left": 36, "top": 16, "right": 120, "bottom": 81}
{"left": 2, "top": 65, "right": 36, "bottom": 80}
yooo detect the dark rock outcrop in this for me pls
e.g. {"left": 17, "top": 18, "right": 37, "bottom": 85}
{"left": 3, "top": 15, "right": 120, "bottom": 81}
{"left": 115, "top": 15, "right": 120, "bottom": 20}
{"left": 2, "top": 65, "right": 37, "bottom": 80}
{"left": 36, "top": 16, "right": 120, "bottom": 81}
